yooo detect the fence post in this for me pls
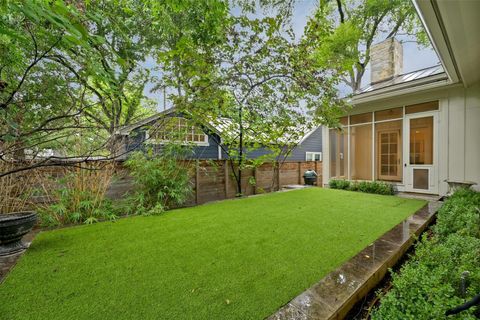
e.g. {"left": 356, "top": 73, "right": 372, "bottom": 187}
{"left": 195, "top": 160, "right": 200, "bottom": 204}
{"left": 276, "top": 162, "right": 281, "bottom": 191}
{"left": 224, "top": 160, "right": 228, "bottom": 199}
{"left": 253, "top": 167, "right": 257, "bottom": 195}
{"left": 298, "top": 162, "right": 302, "bottom": 184}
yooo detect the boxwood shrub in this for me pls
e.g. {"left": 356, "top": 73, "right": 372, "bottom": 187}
{"left": 329, "top": 179, "right": 394, "bottom": 195}
{"left": 372, "top": 188, "right": 480, "bottom": 319}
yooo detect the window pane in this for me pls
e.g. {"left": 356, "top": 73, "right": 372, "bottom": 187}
{"left": 375, "top": 120, "right": 402, "bottom": 182}
{"left": 375, "top": 107, "right": 403, "bottom": 121}
{"left": 405, "top": 101, "right": 438, "bottom": 114}
{"left": 409, "top": 117, "right": 433, "bottom": 165}
{"left": 339, "top": 116, "right": 348, "bottom": 126}
{"left": 350, "top": 124, "right": 372, "bottom": 180}
{"left": 350, "top": 112, "right": 372, "bottom": 125}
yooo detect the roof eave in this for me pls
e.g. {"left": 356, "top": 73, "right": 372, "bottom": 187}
{"left": 413, "top": 0, "right": 461, "bottom": 84}
{"left": 352, "top": 73, "right": 451, "bottom": 105}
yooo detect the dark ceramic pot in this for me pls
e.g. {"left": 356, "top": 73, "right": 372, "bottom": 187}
{"left": 0, "top": 211, "right": 37, "bottom": 256}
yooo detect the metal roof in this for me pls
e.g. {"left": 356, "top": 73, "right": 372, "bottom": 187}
{"left": 356, "top": 64, "right": 446, "bottom": 94}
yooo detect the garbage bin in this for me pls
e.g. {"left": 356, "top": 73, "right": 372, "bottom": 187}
{"left": 303, "top": 170, "right": 318, "bottom": 185}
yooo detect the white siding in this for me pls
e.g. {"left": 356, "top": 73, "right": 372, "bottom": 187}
{"left": 325, "top": 80, "right": 480, "bottom": 195}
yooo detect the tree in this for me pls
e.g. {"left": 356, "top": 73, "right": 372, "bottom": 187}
{"left": 165, "top": 13, "right": 347, "bottom": 194}
{"left": 0, "top": 1, "right": 179, "bottom": 176}
{"left": 0, "top": 0, "right": 109, "bottom": 168}
{"left": 305, "top": 0, "right": 428, "bottom": 92}
{"left": 44, "top": 1, "right": 157, "bottom": 136}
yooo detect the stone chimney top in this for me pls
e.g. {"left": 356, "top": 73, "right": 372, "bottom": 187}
{"left": 370, "top": 38, "right": 403, "bottom": 84}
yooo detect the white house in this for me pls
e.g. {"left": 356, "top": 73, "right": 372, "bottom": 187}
{"left": 321, "top": 0, "right": 480, "bottom": 196}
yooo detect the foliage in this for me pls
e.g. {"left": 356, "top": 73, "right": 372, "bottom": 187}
{"left": 0, "top": 188, "right": 424, "bottom": 320}
{"left": 329, "top": 179, "right": 394, "bottom": 195}
{"left": 124, "top": 146, "right": 192, "bottom": 215}
{"left": 434, "top": 188, "right": 480, "bottom": 239}
{"left": 165, "top": 11, "right": 347, "bottom": 194}
{"left": 373, "top": 189, "right": 480, "bottom": 319}
{"left": 305, "top": 0, "right": 428, "bottom": 91}
{"left": 37, "top": 163, "right": 115, "bottom": 226}
{"left": 0, "top": 162, "right": 42, "bottom": 214}
{"left": 0, "top": 0, "right": 226, "bottom": 176}
{"left": 328, "top": 179, "right": 351, "bottom": 190}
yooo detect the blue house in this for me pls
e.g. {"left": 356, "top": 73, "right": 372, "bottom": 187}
{"left": 115, "top": 109, "right": 323, "bottom": 162}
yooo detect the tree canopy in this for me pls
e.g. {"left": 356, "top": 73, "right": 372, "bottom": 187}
{"left": 0, "top": 0, "right": 425, "bottom": 177}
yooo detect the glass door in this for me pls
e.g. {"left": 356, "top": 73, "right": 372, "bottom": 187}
{"left": 404, "top": 113, "right": 438, "bottom": 193}
{"left": 377, "top": 130, "right": 401, "bottom": 181}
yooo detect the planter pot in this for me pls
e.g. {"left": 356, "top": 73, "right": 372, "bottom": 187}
{"left": 0, "top": 211, "right": 37, "bottom": 256}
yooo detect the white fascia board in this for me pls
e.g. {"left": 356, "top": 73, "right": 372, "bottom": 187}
{"left": 413, "top": 0, "right": 460, "bottom": 84}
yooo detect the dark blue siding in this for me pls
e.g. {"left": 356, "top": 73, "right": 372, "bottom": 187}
{"left": 286, "top": 127, "right": 323, "bottom": 161}
{"left": 126, "top": 122, "right": 322, "bottom": 161}
{"left": 126, "top": 129, "right": 221, "bottom": 160}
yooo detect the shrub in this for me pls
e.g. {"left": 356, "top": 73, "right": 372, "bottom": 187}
{"left": 329, "top": 179, "right": 350, "bottom": 190}
{"left": 372, "top": 189, "right": 480, "bottom": 319}
{"left": 38, "top": 163, "right": 116, "bottom": 226}
{"left": 434, "top": 188, "right": 480, "bottom": 239}
{"left": 0, "top": 162, "right": 42, "bottom": 214}
{"left": 328, "top": 179, "right": 394, "bottom": 195}
{"left": 125, "top": 145, "right": 192, "bottom": 215}
{"left": 373, "top": 234, "right": 480, "bottom": 320}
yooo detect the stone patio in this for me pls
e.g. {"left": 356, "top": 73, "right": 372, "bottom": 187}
{"left": 268, "top": 199, "right": 442, "bottom": 320}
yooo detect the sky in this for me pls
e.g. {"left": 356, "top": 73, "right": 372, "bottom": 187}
{"left": 145, "top": 0, "right": 440, "bottom": 110}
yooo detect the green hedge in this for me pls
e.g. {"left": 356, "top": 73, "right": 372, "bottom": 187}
{"left": 328, "top": 179, "right": 395, "bottom": 195}
{"left": 372, "top": 188, "right": 480, "bottom": 319}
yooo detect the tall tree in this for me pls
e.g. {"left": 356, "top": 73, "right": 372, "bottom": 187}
{"left": 165, "top": 13, "right": 347, "bottom": 194}
{"left": 305, "top": 0, "right": 428, "bottom": 92}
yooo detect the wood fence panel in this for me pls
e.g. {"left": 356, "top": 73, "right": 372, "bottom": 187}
{"left": 38, "top": 160, "right": 322, "bottom": 206}
{"left": 196, "top": 161, "right": 226, "bottom": 204}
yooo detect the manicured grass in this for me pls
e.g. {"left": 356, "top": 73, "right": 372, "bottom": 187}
{"left": 0, "top": 188, "right": 425, "bottom": 320}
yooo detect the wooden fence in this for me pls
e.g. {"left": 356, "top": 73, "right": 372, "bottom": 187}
{"left": 107, "top": 160, "right": 322, "bottom": 205}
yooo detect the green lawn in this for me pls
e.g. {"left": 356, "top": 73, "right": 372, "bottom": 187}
{"left": 0, "top": 188, "right": 425, "bottom": 320}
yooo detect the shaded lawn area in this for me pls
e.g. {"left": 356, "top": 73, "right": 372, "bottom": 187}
{"left": 0, "top": 188, "right": 425, "bottom": 320}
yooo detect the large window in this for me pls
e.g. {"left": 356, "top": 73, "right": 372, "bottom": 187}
{"left": 350, "top": 124, "right": 372, "bottom": 180}
{"left": 331, "top": 101, "right": 438, "bottom": 183}
{"left": 148, "top": 117, "right": 209, "bottom": 145}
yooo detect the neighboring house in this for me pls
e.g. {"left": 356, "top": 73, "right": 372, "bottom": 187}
{"left": 322, "top": 0, "right": 480, "bottom": 196}
{"left": 114, "top": 109, "right": 323, "bottom": 162}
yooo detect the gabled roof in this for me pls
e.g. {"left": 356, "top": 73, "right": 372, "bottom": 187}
{"left": 116, "top": 108, "right": 318, "bottom": 145}
{"left": 357, "top": 65, "right": 445, "bottom": 94}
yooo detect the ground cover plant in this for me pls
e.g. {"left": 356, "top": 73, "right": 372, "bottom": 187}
{"left": 372, "top": 188, "right": 480, "bottom": 319}
{"left": 0, "top": 188, "right": 424, "bottom": 320}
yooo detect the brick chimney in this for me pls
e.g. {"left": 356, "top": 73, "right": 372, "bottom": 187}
{"left": 370, "top": 38, "right": 403, "bottom": 84}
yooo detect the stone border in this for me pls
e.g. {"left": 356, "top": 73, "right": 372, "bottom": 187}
{"left": 268, "top": 201, "right": 441, "bottom": 320}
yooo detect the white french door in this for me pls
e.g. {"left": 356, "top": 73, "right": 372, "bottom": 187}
{"left": 403, "top": 112, "right": 438, "bottom": 194}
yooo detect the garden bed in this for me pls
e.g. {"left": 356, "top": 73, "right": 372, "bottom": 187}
{"left": 371, "top": 188, "right": 480, "bottom": 319}
{"left": 0, "top": 188, "right": 425, "bottom": 320}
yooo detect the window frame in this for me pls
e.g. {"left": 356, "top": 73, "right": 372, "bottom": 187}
{"left": 147, "top": 117, "right": 210, "bottom": 147}
{"left": 306, "top": 152, "right": 322, "bottom": 161}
